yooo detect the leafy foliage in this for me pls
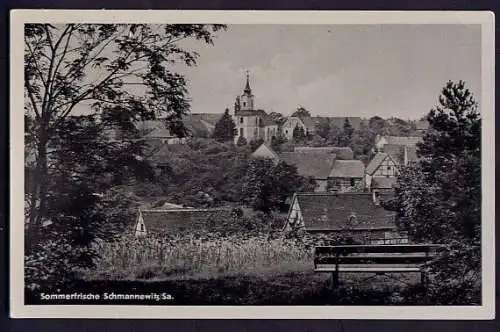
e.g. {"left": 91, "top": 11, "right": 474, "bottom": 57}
{"left": 392, "top": 80, "right": 481, "bottom": 303}
{"left": 291, "top": 106, "right": 311, "bottom": 118}
{"left": 242, "top": 158, "right": 313, "bottom": 212}
{"left": 24, "top": 23, "right": 226, "bottom": 288}
{"left": 212, "top": 108, "right": 236, "bottom": 142}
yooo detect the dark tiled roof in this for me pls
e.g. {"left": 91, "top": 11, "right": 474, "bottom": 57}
{"left": 279, "top": 151, "right": 335, "bottom": 179}
{"left": 382, "top": 144, "right": 405, "bottom": 165}
{"left": 235, "top": 109, "right": 268, "bottom": 117}
{"left": 371, "top": 176, "right": 397, "bottom": 189}
{"left": 329, "top": 160, "right": 365, "bottom": 178}
{"left": 294, "top": 193, "right": 397, "bottom": 231}
{"left": 262, "top": 115, "right": 278, "bottom": 126}
{"left": 294, "top": 146, "right": 354, "bottom": 160}
{"left": 140, "top": 208, "right": 233, "bottom": 234}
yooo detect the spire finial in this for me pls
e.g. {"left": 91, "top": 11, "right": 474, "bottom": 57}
{"left": 244, "top": 70, "right": 251, "bottom": 94}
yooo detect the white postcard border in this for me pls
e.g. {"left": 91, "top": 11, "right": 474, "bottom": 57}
{"left": 10, "top": 10, "right": 495, "bottom": 319}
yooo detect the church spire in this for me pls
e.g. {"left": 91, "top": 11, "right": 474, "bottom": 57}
{"left": 244, "top": 70, "right": 252, "bottom": 94}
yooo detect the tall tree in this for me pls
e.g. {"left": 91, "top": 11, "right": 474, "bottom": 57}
{"left": 390, "top": 81, "right": 481, "bottom": 303}
{"left": 267, "top": 111, "right": 286, "bottom": 126}
{"left": 24, "top": 23, "right": 225, "bottom": 235}
{"left": 242, "top": 158, "right": 312, "bottom": 212}
{"left": 291, "top": 106, "right": 311, "bottom": 118}
{"left": 337, "top": 118, "right": 354, "bottom": 147}
{"left": 212, "top": 108, "right": 236, "bottom": 142}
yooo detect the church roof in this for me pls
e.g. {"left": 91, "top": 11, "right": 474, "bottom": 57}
{"left": 235, "top": 109, "right": 267, "bottom": 117}
{"left": 289, "top": 193, "right": 396, "bottom": 231}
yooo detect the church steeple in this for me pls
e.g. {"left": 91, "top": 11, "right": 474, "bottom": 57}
{"left": 244, "top": 70, "right": 252, "bottom": 94}
{"left": 236, "top": 70, "right": 254, "bottom": 111}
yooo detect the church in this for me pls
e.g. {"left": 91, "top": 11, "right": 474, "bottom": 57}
{"left": 232, "top": 73, "right": 278, "bottom": 143}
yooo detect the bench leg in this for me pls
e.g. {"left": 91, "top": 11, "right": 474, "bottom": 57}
{"left": 331, "top": 271, "right": 339, "bottom": 290}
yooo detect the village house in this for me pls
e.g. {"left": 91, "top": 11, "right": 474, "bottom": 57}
{"left": 327, "top": 159, "right": 365, "bottom": 192}
{"left": 383, "top": 143, "right": 418, "bottom": 166}
{"left": 134, "top": 208, "right": 234, "bottom": 238}
{"left": 364, "top": 152, "right": 399, "bottom": 192}
{"left": 283, "top": 192, "right": 407, "bottom": 244}
{"left": 279, "top": 150, "right": 336, "bottom": 192}
{"left": 232, "top": 73, "right": 278, "bottom": 143}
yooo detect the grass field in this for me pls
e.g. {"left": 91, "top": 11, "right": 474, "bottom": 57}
{"left": 25, "top": 232, "right": 427, "bottom": 306}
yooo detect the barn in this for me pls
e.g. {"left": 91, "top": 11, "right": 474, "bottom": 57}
{"left": 283, "top": 192, "right": 407, "bottom": 244}
{"left": 134, "top": 208, "right": 234, "bottom": 238}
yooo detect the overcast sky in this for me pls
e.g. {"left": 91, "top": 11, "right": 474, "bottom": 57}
{"left": 175, "top": 24, "right": 481, "bottom": 120}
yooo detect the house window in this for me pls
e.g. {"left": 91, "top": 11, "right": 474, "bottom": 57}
{"left": 350, "top": 178, "right": 355, "bottom": 187}
{"left": 240, "top": 128, "right": 244, "bottom": 137}
{"left": 240, "top": 117, "right": 244, "bottom": 124}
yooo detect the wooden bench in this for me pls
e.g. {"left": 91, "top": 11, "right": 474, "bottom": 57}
{"left": 314, "top": 244, "right": 445, "bottom": 289}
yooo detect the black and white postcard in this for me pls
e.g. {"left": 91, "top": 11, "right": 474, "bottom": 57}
{"left": 10, "top": 10, "right": 495, "bottom": 319}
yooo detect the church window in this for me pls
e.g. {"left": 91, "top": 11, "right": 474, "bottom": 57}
{"left": 240, "top": 128, "right": 244, "bottom": 137}
{"left": 243, "top": 102, "right": 247, "bottom": 107}
{"left": 240, "top": 117, "right": 243, "bottom": 124}
{"left": 140, "top": 223, "right": 144, "bottom": 232}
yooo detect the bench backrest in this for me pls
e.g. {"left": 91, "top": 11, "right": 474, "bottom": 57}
{"left": 314, "top": 244, "right": 445, "bottom": 270}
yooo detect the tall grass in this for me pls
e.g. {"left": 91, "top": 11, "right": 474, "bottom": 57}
{"left": 85, "top": 233, "right": 313, "bottom": 281}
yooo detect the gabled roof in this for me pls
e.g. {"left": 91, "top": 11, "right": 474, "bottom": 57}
{"left": 251, "top": 142, "right": 280, "bottom": 160}
{"left": 279, "top": 151, "right": 336, "bottom": 179}
{"left": 291, "top": 193, "right": 396, "bottom": 231}
{"left": 382, "top": 144, "right": 404, "bottom": 165}
{"left": 365, "top": 152, "right": 399, "bottom": 175}
{"left": 139, "top": 208, "right": 233, "bottom": 234}
{"left": 294, "top": 146, "right": 354, "bottom": 160}
{"left": 329, "top": 160, "right": 365, "bottom": 178}
{"left": 371, "top": 176, "right": 397, "bottom": 189}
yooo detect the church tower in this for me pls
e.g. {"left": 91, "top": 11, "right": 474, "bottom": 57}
{"left": 235, "top": 71, "right": 255, "bottom": 111}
